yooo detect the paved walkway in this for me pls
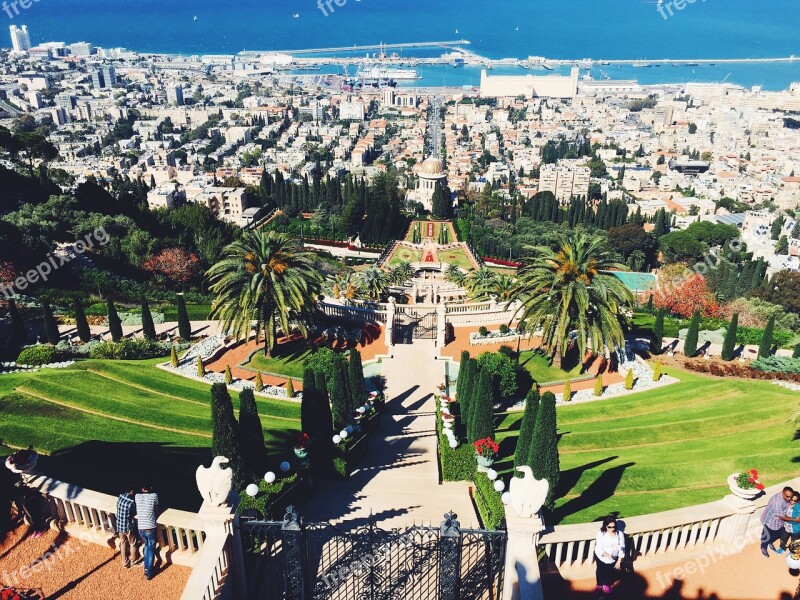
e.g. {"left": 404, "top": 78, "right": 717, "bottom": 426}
{"left": 300, "top": 340, "right": 478, "bottom": 530}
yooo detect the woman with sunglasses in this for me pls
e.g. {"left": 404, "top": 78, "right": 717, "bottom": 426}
{"left": 595, "top": 515, "right": 625, "bottom": 596}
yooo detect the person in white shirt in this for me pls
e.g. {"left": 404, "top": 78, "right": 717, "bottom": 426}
{"left": 594, "top": 515, "right": 625, "bottom": 595}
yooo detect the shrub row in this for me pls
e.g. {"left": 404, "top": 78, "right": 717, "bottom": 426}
{"left": 17, "top": 344, "right": 61, "bottom": 366}
{"left": 472, "top": 473, "right": 505, "bottom": 530}
{"left": 237, "top": 473, "right": 301, "bottom": 519}
{"left": 88, "top": 339, "right": 170, "bottom": 360}
{"left": 751, "top": 356, "right": 800, "bottom": 374}
{"left": 683, "top": 360, "right": 800, "bottom": 382}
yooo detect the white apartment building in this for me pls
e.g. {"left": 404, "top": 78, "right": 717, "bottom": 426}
{"left": 339, "top": 101, "right": 365, "bottom": 122}
{"left": 9, "top": 25, "right": 31, "bottom": 53}
{"left": 538, "top": 164, "right": 590, "bottom": 202}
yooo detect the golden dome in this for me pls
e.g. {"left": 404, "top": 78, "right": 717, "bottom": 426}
{"left": 419, "top": 157, "right": 444, "bottom": 175}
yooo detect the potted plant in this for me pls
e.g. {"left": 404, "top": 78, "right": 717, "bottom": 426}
{"left": 727, "top": 469, "right": 765, "bottom": 500}
{"left": 294, "top": 433, "right": 311, "bottom": 460}
{"left": 441, "top": 411, "right": 455, "bottom": 429}
{"left": 787, "top": 541, "right": 800, "bottom": 569}
{"left": 473, "top": 437, "right": 499, "bottom": 471}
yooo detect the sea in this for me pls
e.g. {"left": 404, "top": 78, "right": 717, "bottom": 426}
{"left": 14, "top": 0, "right": 800, "bottom": 90}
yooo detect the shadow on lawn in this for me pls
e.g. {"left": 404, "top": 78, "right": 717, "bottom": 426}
{"left": 549, "top": 462, "right": 634, "bottom": 524}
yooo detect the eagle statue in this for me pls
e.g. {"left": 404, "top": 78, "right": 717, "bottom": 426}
{"left": 196, "top": 456, "right": 233, "bottom": 507}
{"left": 508, "top": 466, "right": 549, "bottom": 518}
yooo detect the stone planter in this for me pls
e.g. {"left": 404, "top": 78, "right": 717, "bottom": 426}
{"left": 443, "top": 420, "right": 454, "bottom": 430}
{"left": 727, "top": 473, "right": 761, "bottom": 500}
{"left": 786, "top": 553, "right": 800, "bottom": 570}
{"left": 476, "top": 454, "right": 495, "bottom": 472}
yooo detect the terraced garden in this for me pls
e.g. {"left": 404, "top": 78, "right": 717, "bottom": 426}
{"left": 494, "top": 365, "right": 799, "bottom": 524}
{"left": 0, "top": 359, "right": 301, "bottom": 510}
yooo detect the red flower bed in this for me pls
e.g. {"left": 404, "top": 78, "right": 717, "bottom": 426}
{"left": 482, "top": 257, "right": 522, "bottom": 268}
{"left": 473, "top": 436, "right": 500, "bottom": 458}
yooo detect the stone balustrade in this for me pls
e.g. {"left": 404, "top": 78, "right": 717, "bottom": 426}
{"left": 537, "top": 476, "right": 800, "bottom": 578}
{"left": 178, "top": 531, "right": 233, "bottom": 600}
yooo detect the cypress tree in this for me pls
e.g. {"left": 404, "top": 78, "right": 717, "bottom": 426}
{"left": 224, "top": 365, "right": 233, "bottom": 385}
{"left": 107, "top": 298, "right": 123, "bottom": 342}
{"left": 514, "top": 387, "right": 540, "bottom": 470}
{"left": 196, "top": 355, "right": 205, "bottom": 378}
{"left": 594, "top": 374, "right": 603, "bottom": 397}
{"left": 758, "top": 314, "right": 775, "bottom": 359}
{"left": 302, "top": 367, "right": 334, "bottom": 469}
{"left": 652, "top": 362, "right": 662, "bottom": 382}
{"left": 42, "top": 300, "right": 60, "bottom": 345}
{"left": 645, "top": 294, "right": 654, "bottom": 314}
{"left": 329, "top": 358, "right": 350, "bottom": 429}
{"left": 170, "top": 346, "right": 178, "bottom": 367}
{"left": 529, "top": 391, "right": 560, "bottom": 509}
{"left": 459, "top": 358, "right": 477, "bottom": 432}
{"left": 8, "top": 298, "right": 27, "bottom": 347}
{"left": 141, "top": 295, "right": 156, "bottom": 340}
{"left": 721, "top": 312, "right": 738, "bottom": 361}
{"left": 74, "top": 298, "right": 90, "bottom": 343}
{"left": 286, "top": 378, "right": 295, "bottom": 398}
{"left": 315, "top": 368, "right": 328, "bottom": 398}
{"left": 469, "top": 367, "right": 495, "bottom": 444}
{"left": 254, "top": 371, "right": 264, "bottom": 392}
{"left": 562, "top": 378, "right": 571, "bottom": 402}
{"left": 238, "top": 388, "right": 267, "bottom": 476}
{"left": 347, "top": 349, "right": 366, "bottom": 410}
{"left": 683, "top": 309, "right": 701, "bottom": 357}
{"left": 651, "top": 308, "right": 665, "bottom": 354}
{"left": 176, "top": 293, "right": 192, "bottom": 341}
{"left": 210, "top": 383, "right": 245, "bottom": 489}
{"left": 456, "top": 350, "right": 470, "bottom": 398}
{"left": 793, "top": 344, "right": 800, "bottom": 359}
{"left": 624, "top": 369, "right": 634, "bottom": 390}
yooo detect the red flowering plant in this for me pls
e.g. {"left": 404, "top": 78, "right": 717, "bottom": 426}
{"left": 440, "top": 411, "right": 455, "bottom": 421}
{"left": 736, "top": 469, "right": 765, "bottom": 491}
{"left": 437, "top": 383, "right": 446, "bottom": 391}
{"left": 473, "top": 437, "right": 500, "bottom": 459}
{"left": 440, "top": 395, "right": 454, "bottom": 403}
{"left": 295, "top": 433, "right": 311, "bottom": 450}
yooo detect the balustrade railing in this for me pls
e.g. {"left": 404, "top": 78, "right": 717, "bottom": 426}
{"left": 179, "top": 532, "right": 233, "bottom": 600}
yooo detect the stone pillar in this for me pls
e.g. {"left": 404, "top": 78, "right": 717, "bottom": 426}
{"left": 718, "top": 493, "right": 761, "bottom": 549}
{"left": 503, "top": 467, "right": 549, "bottom": 600}
{"left": 385, "top": 296, "right": 396, "bottom": 347}
{"left": 489, "top": 294, "right": 498, "bottom": 311}
{"left": 503, "top": 509, "right": 546, "bottom": 600}
{"left": 436, "top": 302, "right": 447, "bottom": 350}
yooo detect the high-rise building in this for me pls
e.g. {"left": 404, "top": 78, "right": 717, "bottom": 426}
{"left": 538, "top": 164, "right": 591, "bottom": 202}
{"left": 91, "top": 66, "right": 115, "bottom": 89}
{"left": 166, "top": 85, "right": 184, "bottom": 106}
{"left": 9, "top": 25, "right": 31, "bottom": 53}
{"left": 68, "top": 41, "right": 93, "bottom": 57}
{"left": 55, "top": 93, "right": 76, "bottom": 110}
{"left": 91, "top": 70, "right": 104, "bottom": 90}
{"left": 101, "top": 65, "right": 116, "bottom": 87}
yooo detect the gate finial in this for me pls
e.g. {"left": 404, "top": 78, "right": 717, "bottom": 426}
{"left": 282, "top": 505, "right": 302, "bottom": 530}
{"left": 440, "top": 510, "right": 460, "bottom": 537}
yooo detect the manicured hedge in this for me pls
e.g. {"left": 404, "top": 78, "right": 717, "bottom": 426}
{"left": 684, "top": 359, "right": 800, "bottom": 382}
{"left": 472, "top": 473, "right": 505, "bottom": 530}
{"left": 17, "top": 344, "right": 59, "bottom": 366}
{"left": 89, "top": 339, "right": 169, "bottom": 360}
{"left": 751, "top": 356, "right": 800, "bottom": 374}
{"left": 237, "top": 473, "right": 301, "bottom": 519}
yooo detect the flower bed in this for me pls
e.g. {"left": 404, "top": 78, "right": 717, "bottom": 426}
{"left": 684, "top": 359, "right": 800, "bottom": 382}
{"left": 237, "top": 472, "right": 306, "bottom": 519}
{"left": 469, "top": 329, "right": 523, "bottom": 346}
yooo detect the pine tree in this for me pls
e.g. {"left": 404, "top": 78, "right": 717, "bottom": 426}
{"left": 176, "top": 293, "right": 192, "bottom": 341}
{"left": 286, "top": 378, "right": 295, "bottom": 398}
{"left": 224, "top": 365, "right": 233, "bottom": 385}
{"left": 721, "top": 312, "right": 738, "bottom": 361}
{"left": 683, "top": 309, "right": 701, "bottom": 357}
{"left": 758, "top": 314, "right": 775, "bottom": 359}
{"left": 141, "top": 295, "right": 156, "bottom": 340}
{"left": 210, "top": 383, "right": 245, "bottom": 489}
{"left": 514, "top": 387, "right": 540, "bottom": 469}
{"left": 8, "top": 298, "right": 27, "bottom": 347}
{"left": 238, "top": 388, "right": 267, "bottom": 476}
{"left": 624, "top": 369, "right": 634, "bottom": 390}
{"left": 594, "top": 374, "right": 603, "bottom": 397}
{"left": 347, "top": 349, "right": 365, "bottom": 409}
{"left": 255, "top": 372, "right": 264, "bottom": 392}
{"left": 107, "top": 298, "right": 123, "bottom": 342}
{"left": 196, "top": 355, "right": 205, "bottom": 378}
{"left": 42, "top": 301, "right": 60, "bottom": 345}
{"left": 529, "top": 391, "right": 560, "bottom": 509}
{"left": 74, "top": 298, "right": 90, "bottom": 343}
{"left": 652, "top": 362, "right": 662, "bottom": 382}
{"left": 469, "top": 366, "right": 495, "bottom": 444}
{"left": 651, "top": 308, "right": 665, "bottom": 354}
{"left": 329, "top": 358, "right": 350, "bottom": 429}
{"left": 170, "top": 346, "right": 178, "bottom": 367}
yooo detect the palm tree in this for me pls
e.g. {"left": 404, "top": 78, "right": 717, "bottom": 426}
{"left": 389, "top": 261, "right": 414, "bottom": 285}
{"left": 445, "top": 263, "right": 466, "bottom": 285}
{"left": 474, "top": 274, "right": 516, "bottom": 301}
{"left": 207, "top": 231, "right": 323, "bottom": 357}
{"left": 509, "top": 232, "right": 633, "bottom": 368}
{"left": 356, "top": 266, "right": 389, "bottom": 301}
{"left": 463, "top": 267, "right": 497, "bottom": 299}
{"left": 333, "top": 272, "right": 358, "bottom": 300}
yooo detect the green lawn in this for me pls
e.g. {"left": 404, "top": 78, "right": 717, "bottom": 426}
{"left": 518, "top": 350, "right": 583, "bottom": 384}
{"left": 438, "top": 246, "right": 474, "bottom": 270}
{"left": 386, "top": 246, "right": 422, "bottom": 268}
{"left": 494, "top": 366, "right": 798, "bottom": 525}
{"left": 242, "top": 342, "right": 312, "bottom": 379}
{"left": 0, "top": 358, "right": 301, "bottom": 510}
{"left": 161, "top": 303, "right": 212, "bottom": 321}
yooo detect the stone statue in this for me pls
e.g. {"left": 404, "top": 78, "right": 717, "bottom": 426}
{"left": 196, "top": 456, "right": 233, "bottom": 507}
{"left": 508, "top": 466, "right": 548, "bottom": 518}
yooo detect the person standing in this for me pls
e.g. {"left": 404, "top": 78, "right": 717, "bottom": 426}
{"left": 760, "top": 486, "right": 793, "bottom": 557}
{"left": 778, "top": 492, "right": 800, "bottom": 553}
{"left": 115, "top": 486, "right": 140, "bottom": 568}
{"left": 135, "top": 484, "right": 160, "bottom": 580}
{"left": 594, "top": 516, "right": 625, "bottom": 596}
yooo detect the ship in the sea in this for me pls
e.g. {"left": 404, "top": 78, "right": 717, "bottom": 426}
{"left": 356, "top": 64, "right": 421, "bottom": 81}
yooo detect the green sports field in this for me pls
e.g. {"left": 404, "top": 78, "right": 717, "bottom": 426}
{"left": 495, "top": 365, "right": 799, "bottom": 524}
{"left": 0, "top": 359, "right": 301, "bottom": 510}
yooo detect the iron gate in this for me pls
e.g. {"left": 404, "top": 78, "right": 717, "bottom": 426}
{"left": 394, "top": 307, "right": 438, "bottom": 343}
{"left": 240, "top": 507, "right": 506, "bottom": 600}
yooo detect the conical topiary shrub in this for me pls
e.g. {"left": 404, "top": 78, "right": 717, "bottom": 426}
{"left": 594, "top": 374, "right": 603, "bottom": 397}
{"left": 224, "top": 365, "right": 233, "bottom": 385}
{"left": 255, "top": 372, "right": 264, "bottom": 392}
{"left": 286, "top": 378, "right": 295, "bottom": 398}
{"left": 107, "top": 298, "right": 123, "bottom": 342}
{"left": 652, "top": 362, "right": 662, "bottom": 382}
{"left": 42, "top": 300, "right": 60, "bottom": 345}
{"left": 196, "top": 355, "right": 205, "bottom": 378}
{"left": 624, "top": 368, "right": 634, "bottom": 390}
{"left": 74, "top": 298, "right": 90, "bottom": 343}
{"left": 170, "top": 346, "right": 178, "bottom": 367}
{"left": 562, "top": 379, "right": 571, "bottom": 402}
